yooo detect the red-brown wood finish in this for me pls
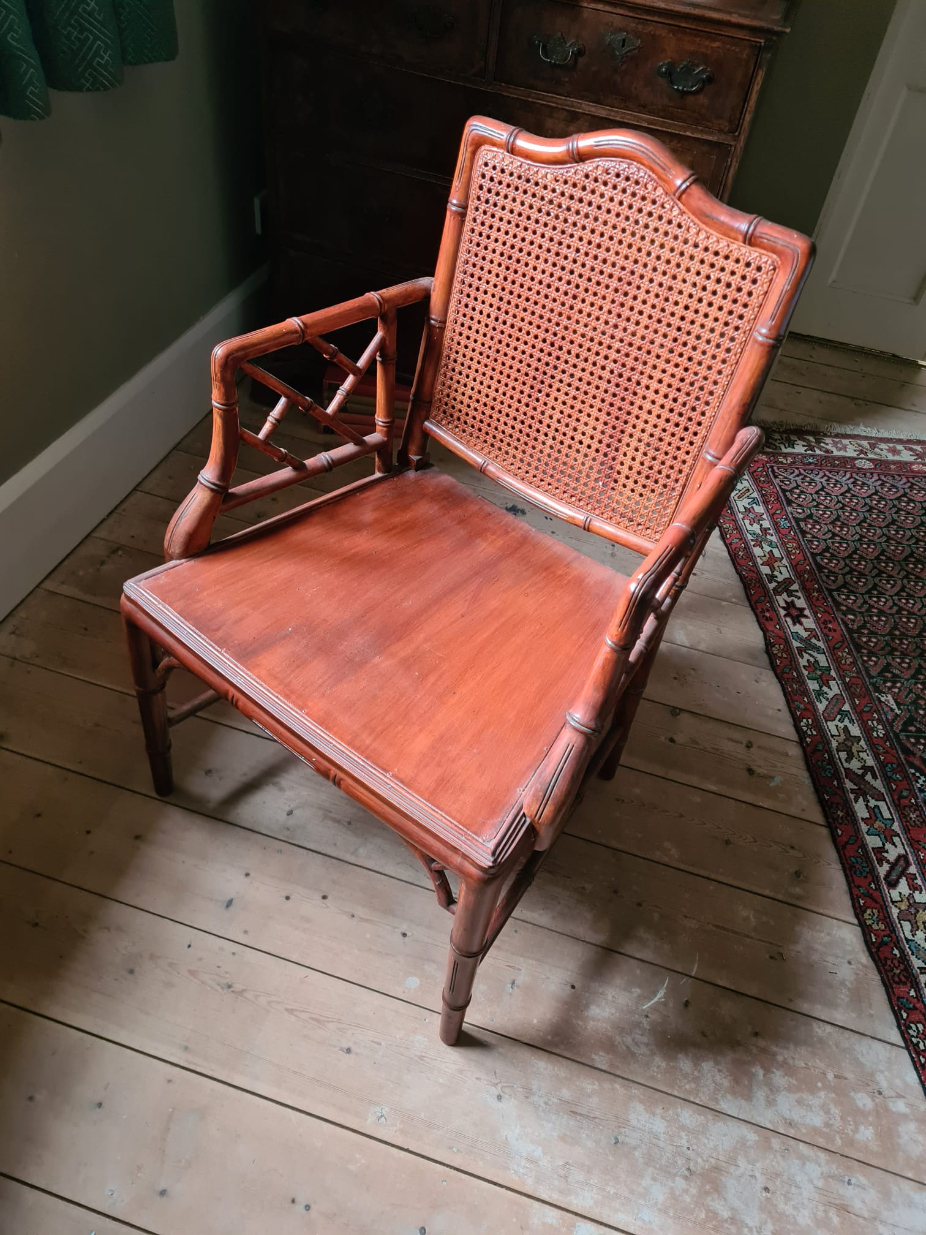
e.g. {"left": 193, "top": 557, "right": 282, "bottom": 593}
{"left": 122, "top": 119, "right": 813, "bottom": 1046}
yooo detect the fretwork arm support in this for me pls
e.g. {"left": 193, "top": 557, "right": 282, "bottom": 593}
{"left": 522, "top": 425, "right": 764, "bottom": 844}
{"left": 164, "top": 277, "right": 432, "bottom": 560}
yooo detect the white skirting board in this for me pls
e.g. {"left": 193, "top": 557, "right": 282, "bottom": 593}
{"left": 0, "top": 265, "right": 268, "bottom": 620}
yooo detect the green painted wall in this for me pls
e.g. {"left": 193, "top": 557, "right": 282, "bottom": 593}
{"left": 1, "top": 1, "right": 265, "bottom": 486}
{"left": 730, "top": 0, "right": 897, "bottom": 235}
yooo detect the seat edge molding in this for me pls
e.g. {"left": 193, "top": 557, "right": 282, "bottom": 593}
{"left": 121, "top": 582, "right": 537, "bottom": 873}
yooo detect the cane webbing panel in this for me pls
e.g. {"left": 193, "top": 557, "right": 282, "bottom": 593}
{"left": 430, "top": 147, "right": 778, "bottom": 542}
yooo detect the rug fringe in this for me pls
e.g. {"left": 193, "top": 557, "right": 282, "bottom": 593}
{"left": 754, "top": 415, "right": 926, "bottom": 441}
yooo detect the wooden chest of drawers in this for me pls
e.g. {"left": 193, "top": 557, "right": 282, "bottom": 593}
{"left": 260, "top": 0, "right": 793, "bottom": 379}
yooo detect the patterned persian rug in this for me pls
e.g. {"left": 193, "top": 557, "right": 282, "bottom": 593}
{"left": 719, "top": 430, "right": 926, "bottom": 1093}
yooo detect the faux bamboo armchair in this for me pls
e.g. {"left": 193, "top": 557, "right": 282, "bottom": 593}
{"left": 121, "top": 118, "right": 812, "bottom": 1045}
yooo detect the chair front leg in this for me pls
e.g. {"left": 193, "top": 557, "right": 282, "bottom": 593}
{"left": 440, "top": 876, "right": 500, "bottom": 1045}
{"left": 123, "top": 611, "right": 173, "bottom": 797}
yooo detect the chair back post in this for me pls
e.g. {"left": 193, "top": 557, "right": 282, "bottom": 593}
{"left": 398, "top": 130, "right": 476, "bottom": 471}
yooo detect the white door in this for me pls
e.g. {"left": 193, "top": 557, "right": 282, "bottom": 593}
{"left": 790, "top": 0, "right": 926, "bottom": 360}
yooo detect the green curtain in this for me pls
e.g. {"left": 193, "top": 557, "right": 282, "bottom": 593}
{"left": 0, "top": 0, "right": 178, "bottom": 120}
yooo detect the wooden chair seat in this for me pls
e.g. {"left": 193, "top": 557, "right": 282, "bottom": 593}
{"left": 125, "top": 469, "right": 628, "bottom": 871}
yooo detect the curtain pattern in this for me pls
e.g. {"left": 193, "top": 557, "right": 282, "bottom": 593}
{"left": 0, "top": 0, "right": 178, "bottom": 120}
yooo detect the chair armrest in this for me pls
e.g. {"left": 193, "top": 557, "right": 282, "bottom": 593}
{"left": 522, "top": 424, "right": 764, "bottom": 838}
{"left": 164, "top": 277, "right": 433, "bottom": 560}
{"left": 209, "top": 277, "right": 433, "bottom": 405}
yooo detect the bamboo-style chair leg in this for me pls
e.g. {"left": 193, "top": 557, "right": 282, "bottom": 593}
{"left": 123, "top": 614, "right": 173, "bottom": 797}
{"left": 440, "top": 877, "right": 500, "bottom": 1045}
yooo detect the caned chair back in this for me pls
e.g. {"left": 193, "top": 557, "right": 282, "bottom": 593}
{"left": 413, "top": 119, "right": 809, "bottom": 554}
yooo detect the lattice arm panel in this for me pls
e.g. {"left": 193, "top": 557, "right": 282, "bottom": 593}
{"left": 164, "top": 277, "right": 431, "bottom": 559}
{"left": 522, "top": 425, "right": 764, "bottom": 845}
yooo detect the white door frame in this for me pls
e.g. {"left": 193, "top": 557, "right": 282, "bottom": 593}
{"left": 790, "top": 0, "right": 926, "bottom": 359}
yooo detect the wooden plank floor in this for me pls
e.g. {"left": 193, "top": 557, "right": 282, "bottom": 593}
{"left": 2, "top": 335, "right": 925, "bottom": 1234}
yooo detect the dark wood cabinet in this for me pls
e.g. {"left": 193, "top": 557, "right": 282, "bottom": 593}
{"left": 260, "top": 0, "right": 793, "bottom": 380}
{"left": 494, "top": 2, "right": 761, "bottom": 132}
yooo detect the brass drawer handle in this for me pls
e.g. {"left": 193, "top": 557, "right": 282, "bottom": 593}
{"left": 657, "top": 59, "right": 713, "bottom": 94}
{"left": 605, "top": 30, "right": 641, "bottom": 66}
{"left": 533, "top": 32, "right": 585, "bottom": 67}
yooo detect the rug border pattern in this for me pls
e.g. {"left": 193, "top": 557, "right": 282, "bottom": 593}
{"left": 719, "top": 430, "right": 926, "bottom": 1093}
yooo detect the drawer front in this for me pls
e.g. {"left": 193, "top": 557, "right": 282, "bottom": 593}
{"left": 496, "top": 0, "right": 760, "bottom": 134}
{"left": 271, "top": 52, "right": 731, "bottom": 194}
{"left": 265, "top": 0, "right": 491, "bottom": 77}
